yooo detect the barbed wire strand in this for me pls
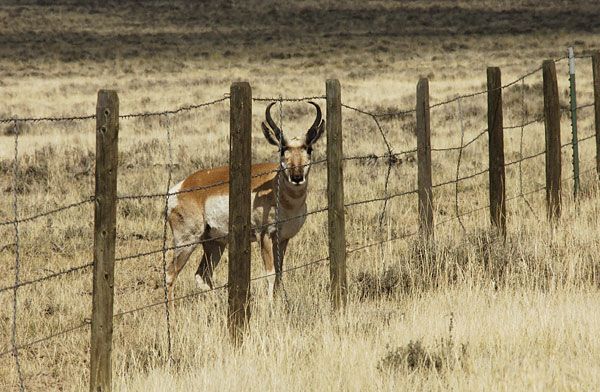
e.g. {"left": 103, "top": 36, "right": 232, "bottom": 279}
{"left": 342, "top": 149, "right": 417, "bottom": 162}
{"left": 120, "top": 96, "right": 229, "bottom": 119}
{"left": 0, "top": 320, "right": 91, "bottom": 358}
{"left": 340, "top": 103, "right": 416, "bottom": 119}
{"left": 0, "top": 95, "right": 230, "bottom": 124}
{"left": 0, "top": 262, "right": 93, "bottom": 295}
{"left": 433, "top": 167, "right": 490, "bottom": 189}
{"left": 11, "top": 120, "right": 25, "bottom": 391}
{"left": 0, "top": 197, "right": 94, "bottom": 227}
{"left": 504, "top": 114, "right": 545, "bottom": 130}
{"left": 455, "top": 98, "right": 468, "bottom": 234}
{"left": 253, "top": 96, "right": 325, "bottom": 102}
{"left": 561, "top": 102, "right": 594, "bottom": 114}
{"left": 431, "top": 128, "right": 487, "bottom": 152}
{"left": 160, "top": 114, "right": 174, "bottom": 365}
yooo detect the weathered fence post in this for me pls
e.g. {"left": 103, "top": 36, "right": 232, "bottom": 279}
{"left": 487, "top": 67, "right": 506, "bottom": 236}
{"left": 326, "top": 79, "right": 347, "bottom": 311}
{"left": 227, "top": 82, "right": 252, "bottom": 345}
{"left": 416, "top": 78, "right": 434, "bottom": 240}
{"left": 543, "top": 60, "right": 562, "bottom": 220}
{"left": 568, "top": 47, "right": 580, "bottom": 198}
{"left": 592, "top": 52, "right": 600, "bottom": 179}
{"left": 90, "top": 90, "right": 119, "bottom": 392}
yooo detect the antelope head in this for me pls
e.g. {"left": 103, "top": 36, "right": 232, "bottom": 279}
{"left": 261, "top": 101, "right": 325, "bottom": 186}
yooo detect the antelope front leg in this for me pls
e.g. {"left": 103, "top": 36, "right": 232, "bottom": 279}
{"left": 273, "top": 238, "right": 289, "bottom": 292}
{"left": 259, "top": 233, "right": 276, "bottom": 300}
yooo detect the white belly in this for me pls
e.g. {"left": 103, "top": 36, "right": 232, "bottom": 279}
{"left": 204, "top": 194, "right": 307, "bottom": 240}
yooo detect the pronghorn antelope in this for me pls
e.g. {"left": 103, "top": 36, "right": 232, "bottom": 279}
{"left": 165, "top": 101, "right": 324, "bottom": 303}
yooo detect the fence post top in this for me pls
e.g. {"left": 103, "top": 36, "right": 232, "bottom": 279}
{"left": 97, "top": 89, "right": 118, "bottom": 97}
{"left": 417, "top": 78, "right": 429, "bottom": 94}
{"left": 543, "top": 59, "right": 556, "bottom": 68}
{"left": 97, "top": 90, "right": 118, "bottom": 104}
{"left": 326, "top": 79, "right": 340, "bottom": 87}
{"left": 487, "top": 66, "right": 501, "bottom": 73}
{"left": 230, "top": 81, "right": 251, "bottom": 91}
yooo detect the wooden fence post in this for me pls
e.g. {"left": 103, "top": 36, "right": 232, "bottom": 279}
{"left": 543, "top": 60, "right": 562, "bottom": 220}
{"left": 227, "top": 82, "right": 252, "bottom": 345}
{"left": 487, "top": 67, "right": 506, "bottom": 236}
{"left": 326, "top": 79, "right": 347, "bottom": 311}
{"left": 592, "top": 52, "right": 600, "bottom": 179}
{"left": 90, "top": 90, "right": 119, "bottom": 392}
{"left": 416, "top": 78, "right": 434, "bottom": 240}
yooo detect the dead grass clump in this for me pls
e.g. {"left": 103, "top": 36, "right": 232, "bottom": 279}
{"left": 355, "top": 265, "right": 408, "bottom": 300}
{"left": 378, "top": 340, "right": 443, "bottom": 372}
{"left": 3, "top": 122, "right": 33, "bottom": 136}
{"left": 377, "top": 339, "right": 468, "bottom": 374}
{"left": 471, "top": 230, "right": 510, "bottom": 287}
{"left": 1, "top": 157, "right": 49, "bottom": 194}
{"left": 378, "top": 314, "right": 468, "bottom": 374}
{"left": 63, "top": 147, "right": 94, "bottom": 179}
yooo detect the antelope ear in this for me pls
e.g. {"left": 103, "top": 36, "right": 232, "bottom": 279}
{"left": 262, "top": 122, "right": 281, "bottom": 147}
{"left": 305, "top": 120, "right": 325, "bottom": 147}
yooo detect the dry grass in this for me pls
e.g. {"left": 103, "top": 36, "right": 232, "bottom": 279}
{"left": 1, "top": 1, "right": 600, "bottom": 390}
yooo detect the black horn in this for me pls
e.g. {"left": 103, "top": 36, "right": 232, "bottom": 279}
{"left": 308, "top": 101, "right": 322, "bottom": 132}
{"left": 305, "top": 101, "right": 324, "bottom": 147}
{"left": 265, "top": 102, "right": 285, "bottom": 144}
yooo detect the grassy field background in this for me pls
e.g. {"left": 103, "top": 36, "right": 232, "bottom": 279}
{"left": 1, "top": 1, "right": 600, "bottom": 390}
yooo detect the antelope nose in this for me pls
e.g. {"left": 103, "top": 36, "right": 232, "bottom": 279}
{"left": 290, "top": 174, "right": 304, "bottom": 184}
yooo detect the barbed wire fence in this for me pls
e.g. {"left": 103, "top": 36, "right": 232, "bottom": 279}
{"left": 1, "top": 52, "right": 599, "bottom": 390}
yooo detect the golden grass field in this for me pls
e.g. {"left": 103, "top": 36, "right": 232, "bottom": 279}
{"left": 2, "top": 1, "right": 600, "bottom": 390}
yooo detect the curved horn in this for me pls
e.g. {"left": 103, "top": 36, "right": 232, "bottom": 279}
{"left": 265, "top": 102, "right": 284, "bottom": 144}
{"left": 308, "top": 101, "right": 322, "bottom": 131}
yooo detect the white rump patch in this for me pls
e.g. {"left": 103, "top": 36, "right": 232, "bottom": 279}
{"left": 204, "top": 195, "right": 229, "bottom": 236}
{"left": 167, "top": 181, "right": 183, "bottom": 214}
